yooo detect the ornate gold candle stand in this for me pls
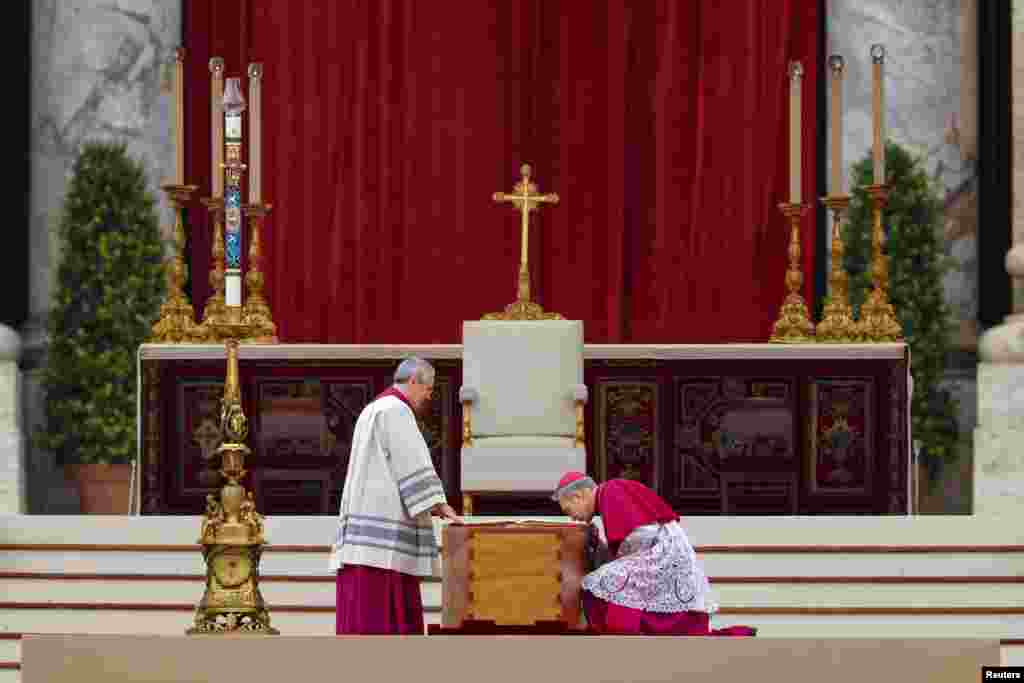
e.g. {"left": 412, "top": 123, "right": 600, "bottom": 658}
{"left": 197, "top": 197, "right": 227, "bottom": 342}
{"left": 150, "top": 184, "right": 200, "bottom": 342}
{"left": 769, "top": 202, "right": 816, "bottom": 342}
{"left": 188, "top": 340, "right": 277, "bottom": 635}
{"left": 815, "top": 194, "right": 859, "bottom": 342}
{"left": 241, "top": 203, "right": 278, "bottom": 343}
{"left": 857, "top": 184, "right": 903, "bottom": 341}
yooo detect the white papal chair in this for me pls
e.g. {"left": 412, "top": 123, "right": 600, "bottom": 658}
{"left": 459, "top": 319, "right": 588, "bottom": 514}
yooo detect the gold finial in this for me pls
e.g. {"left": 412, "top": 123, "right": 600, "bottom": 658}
{"left": 485, "top": 164, "right": 562, "bottom": 320}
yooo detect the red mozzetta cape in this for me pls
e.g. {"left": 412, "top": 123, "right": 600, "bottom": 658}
{"left": 376, "top": 386, "right": 415, "bottom": 412}
{"left": 595, "top": 479, "right": 678, "bottom": 550}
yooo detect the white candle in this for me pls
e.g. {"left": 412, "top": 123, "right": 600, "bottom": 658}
{"left": 248, "top": 63, "right": 262, "bottom": 204}
{"left": 225, "top": 270, "right": 242, "bottom": 307}
{"left": 210, "top": 57, "right": 225, "bottom": 197}
{"left": 829, "top": 55, "right": 844, "bottom": 196}
{"left": 789, "top": 61, "right": 803, "bottom": 204}
{"left": 174, "top": 48, "right": 185, "bottom": 185}
{"left": 871, "top": 45, "right": 886, "bottom": 184}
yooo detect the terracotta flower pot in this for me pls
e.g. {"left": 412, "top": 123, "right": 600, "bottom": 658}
{"left": 65, "top": 463, "right": 132, "bottom": 514}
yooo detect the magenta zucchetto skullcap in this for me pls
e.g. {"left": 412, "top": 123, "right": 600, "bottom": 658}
{"left": 551, "top": 471, "right": 596, "bottom": 501}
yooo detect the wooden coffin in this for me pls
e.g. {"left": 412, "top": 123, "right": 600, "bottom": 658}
{"left": 441, "top": 522, "right": 588, "bottom": 629}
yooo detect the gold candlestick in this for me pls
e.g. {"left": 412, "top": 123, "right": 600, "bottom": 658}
{"left": 197, "top": 197, "right": 227, "bottom": 342}
{"left": 858, "top": 184, "right": 903, "bottom": 341}
{"left": 241, "top": 203, "right": 278, "bottom": 343}
{"left": 187, "top": 339, "right": 277, "bottom": 635}
{"left": 150, "top": 184, "right": 200, "bottom": 343}
{"left": 815, "top": 194, "right": 859, "bottom": 342}
{"left": 770, "top": 202, "right": 815, "bottom": 343}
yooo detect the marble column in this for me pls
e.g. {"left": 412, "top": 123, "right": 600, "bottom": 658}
{"left": 973, "top": 0, "right": 1024, "bottom": 517}
{"left": 0, "top": 325, "right": 25, "bottom": 513}
{"left": 26, "top": 0, "right": 182, "bottom": 512}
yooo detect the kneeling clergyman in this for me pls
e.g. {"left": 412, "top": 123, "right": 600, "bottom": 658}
{"left": 330, "top": 358, "right": 462, "bottom": 635}
{"left": 552, "top": 471, "right": 756, "bottom": 636}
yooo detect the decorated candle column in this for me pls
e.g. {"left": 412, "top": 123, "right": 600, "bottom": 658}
{"left": 222, "top": 77, "right": 246, "bottom": 316}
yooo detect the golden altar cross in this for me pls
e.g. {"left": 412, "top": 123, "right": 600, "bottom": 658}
{"left": 491, "top": 164, "right": 560, "bottom": 309}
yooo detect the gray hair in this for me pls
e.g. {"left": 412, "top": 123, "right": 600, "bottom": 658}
{"left": 393, "top": 357, "right": 435, "bottom": 386}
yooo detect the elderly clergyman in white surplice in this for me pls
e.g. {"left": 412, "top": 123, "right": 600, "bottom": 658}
{"left": 329, "top": 357, "right": 462, "bottom": 634}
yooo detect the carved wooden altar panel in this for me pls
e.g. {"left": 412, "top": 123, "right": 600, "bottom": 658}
{"left": 148, "top": 359, "right": 460, "bottom": 514}
{"left": 442, "top": 523, "right": 587, "bottom": 629}
{"left": 142, "top": 352, "right": 909, "bottom": 515}
{"left": 672, "top": 374, "right": 798, "bottom": 514}
{"left": 593, "top": 378, "right": 660, "bottom": 487}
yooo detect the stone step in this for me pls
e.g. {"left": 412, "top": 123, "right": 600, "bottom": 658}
{"left": 3, "top": 575, "right": 1023, "bottom": 609}
{"left": 3, "top": 548, "right": 1022, "bottom": 578}
{"left": 0, "top": 605, "right": 1021, "bottom": 639}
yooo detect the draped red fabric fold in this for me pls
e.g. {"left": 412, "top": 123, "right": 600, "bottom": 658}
{"left": 185, "top": 0, "right": 818, "bottom": 344}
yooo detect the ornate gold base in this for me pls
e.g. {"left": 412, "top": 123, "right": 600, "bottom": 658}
{"left": 151, "top": 297, "right": 200, "bottom": 343}
{"left": 187, "top": 609, "right": 279, "bottom": 635}
{"left": 769, "top": 293, "right": 816, "bottom": 342}
{"left": 816, "top": 298, "right": 859, "bottom": 343}
{"left": 202, "top": 303, "right": 277, "bottom": 344}
{"left": 858, "top": 287, "right": 903, "bottom": 341}
{"left": 482, "top": 298, "right": 564, "bottom": 321}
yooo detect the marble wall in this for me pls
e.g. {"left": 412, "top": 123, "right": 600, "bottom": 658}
{"left": 27, "top": 0, "right": 181, "bottom": 512}
{"left": 828, "top": 0, "right": 978, "bottom": 512}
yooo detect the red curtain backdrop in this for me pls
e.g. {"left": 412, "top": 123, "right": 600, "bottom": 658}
{"left": 184, "top": 0, "right": 819, "bottom": 344}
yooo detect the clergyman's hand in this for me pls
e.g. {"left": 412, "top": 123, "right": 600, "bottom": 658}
{"left": 432, "top": 503, "right": 464, "bottom": 525}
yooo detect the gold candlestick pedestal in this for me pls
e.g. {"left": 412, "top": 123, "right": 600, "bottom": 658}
{"left": 858, "top": 184, "right": 903, "bottom": 342}
{"left": 197, "top": 197, "right": 227, "bottom": 342}
{"left": 769, "top": 202, "right": 815, "bottom": 343}
{"left": 151, "top": 184, "right": 200, "bottom": 343}
{"left": 816, "top": 194, "right": 859, "bottom": 342}
{"left": 188, "top": 340, "right": 277, "bottom": 635}
{"left": 241, "top": 203, "right": 278, "bottom": 343}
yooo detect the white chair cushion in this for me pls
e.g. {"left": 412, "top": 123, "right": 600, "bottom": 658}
{"left": 468, "top": 435, "right": 575, "bottom": 449}
{"left": 461, "top": 440, "right": 586, "bottom": 491}
{"left": 462, "top": 320, "right": 583, "bottom": 437}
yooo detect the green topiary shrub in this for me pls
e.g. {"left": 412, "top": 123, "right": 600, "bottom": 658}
{"left": 845, "top": 141, "right": 959, "bottom": 481}
{"left": 35, "top": 141, "right": 166, "bottom": 464}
